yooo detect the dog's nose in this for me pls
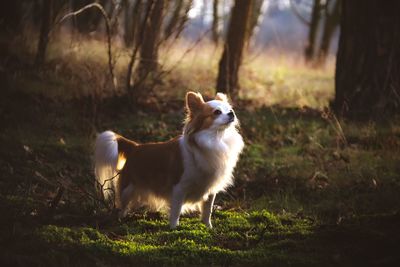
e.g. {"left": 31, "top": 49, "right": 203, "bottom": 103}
{"left": 228, "top": 111, "right": 235, "bottom": 118}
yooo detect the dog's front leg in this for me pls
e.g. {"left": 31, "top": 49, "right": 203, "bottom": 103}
{"left": 201, "top": 193, "right": 216, "bottom": 228}
{"left": 170, "top": 185, "right": 185, "bottom": 229}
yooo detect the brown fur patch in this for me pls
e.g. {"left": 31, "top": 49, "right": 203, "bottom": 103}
{"left": 184, "top": 103, "right": 216, "bottom": 146}
{"left": 117, "top": 136, "right": 183, "bottom": 201}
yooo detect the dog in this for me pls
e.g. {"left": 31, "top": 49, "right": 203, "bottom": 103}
{"left": 94, "top": 92, "right": 244, "bottom": 228}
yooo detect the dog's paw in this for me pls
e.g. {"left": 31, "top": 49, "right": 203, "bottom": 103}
{"left": 202, "top": 219, "right": 213, "bottom": 229}
{"left": 169, "top": 221, "right": 180, "bottom": 230}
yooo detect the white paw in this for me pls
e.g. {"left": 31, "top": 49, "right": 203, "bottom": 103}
{"left": 170, "top": 221, "right": 179, "bottom": 229}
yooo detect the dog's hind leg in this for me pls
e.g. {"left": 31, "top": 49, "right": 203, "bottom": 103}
{"left": 118, "top": 183, "right": 134, "bottom": 219}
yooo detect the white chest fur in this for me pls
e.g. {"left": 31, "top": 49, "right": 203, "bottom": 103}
{"left": 179, "top": 126, "right": 244, "bottom": 202}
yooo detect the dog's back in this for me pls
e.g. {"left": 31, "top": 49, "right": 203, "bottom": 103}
{"left": 118, "top": 136, "right": 183, "bottom": 201}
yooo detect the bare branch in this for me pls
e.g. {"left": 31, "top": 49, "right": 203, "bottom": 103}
{"left": 51, "top": 3, "right": 116, "bottom": 91}
{"left": 160, "top": 28, "right": 212, "bottom": 80}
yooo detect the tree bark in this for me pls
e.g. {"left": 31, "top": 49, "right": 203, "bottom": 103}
{"left": 137, "top": 0, "right": 165, "bottom": 76}
{"left": 332, "top": 0, "right": 400, "bottom": 118}
{"left": 216, "top": 0, "right": 253, "bottom": 100}
{"left": 35, "top": 0, "right": 53, "bottom": 66}
{"left": 305, "top": 0, "right": 321, "bottom": 62}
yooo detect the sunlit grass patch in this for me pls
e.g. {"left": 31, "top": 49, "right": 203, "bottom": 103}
{"left": 240, "top": 51, "right": 335, "bottom": 109}
{"left": 24, "top": 210, "right": 316, "bottom": 266}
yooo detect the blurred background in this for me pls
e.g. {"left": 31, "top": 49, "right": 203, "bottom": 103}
{"left": 1, "top": 1, "right": 400, "bottom": 266}
{"left": 0, "top": 0, "right": 341, "bottom": 109}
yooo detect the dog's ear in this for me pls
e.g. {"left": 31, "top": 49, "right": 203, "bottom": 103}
{"left": 186, "top": 92, "right": 204, "bottom": 113}
{"left": 215, "top": 92, "right": 228, "bottom": 102}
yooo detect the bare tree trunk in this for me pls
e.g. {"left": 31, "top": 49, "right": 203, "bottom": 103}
{"left": 123, "top": 0, "right": 132, "bottom": 46}
{"left": 124, "top": 0, "right": 143, "bottom": 47}
{"left": 137, "top": 0, "right": 165, "bottom": 76}
{"left": 316, "top": 0, "right": 340, "bottom": 66}
{"left": 211, "top": 0, "right": 219, "bottom": 45}
{"left": 128, "top": 0, "right": 165, "bottom": 103}
{"left": 173, "top": 0, "right": 192, "bottom": 40}
{"left": 126, "top": 0, "right": 150, "bottom": 92}
{"left": 35, "top": 0, "right": 53, "bottom": 65}
{"left": 216, "top": 0, "right": 253, "bottom": 100}
{"left": 305, "top": 0, "right": 321, "bottom": 62}
{"left": 332, "top": 0, "right": 400, "bottom": 118}
{"left": 164, "top": 0, "right": 184, "bottom": 41}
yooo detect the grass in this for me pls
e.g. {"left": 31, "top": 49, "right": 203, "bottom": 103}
{"left": 2, "top": 194, "right": 399, "bottom": 266}
{"left": 1, "top": 35, "right": 400, "bottom": 266}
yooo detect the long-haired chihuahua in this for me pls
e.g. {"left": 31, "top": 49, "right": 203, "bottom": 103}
{"left": 94, "top": 92, "right": 244, "bottom": 228}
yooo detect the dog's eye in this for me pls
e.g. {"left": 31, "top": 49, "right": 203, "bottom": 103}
{"left": 213, "top": 110, "right": 222, "bottom": 116}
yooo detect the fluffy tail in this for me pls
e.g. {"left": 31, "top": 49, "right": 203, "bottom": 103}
{"left": 95, "top": 131, "right": 136, "bottom": 206}
{"left": 94, "top": 131, "right": 120, "bottom": 205}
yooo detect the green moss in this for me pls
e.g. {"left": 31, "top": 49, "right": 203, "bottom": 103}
{"left": 25, "top": 210, "right": 321, "bottom": 266}
{"left": 249, "top": 210, "right": 281, "bottom": 227}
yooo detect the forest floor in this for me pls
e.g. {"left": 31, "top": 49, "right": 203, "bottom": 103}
{"left": 1, "top": 38, "right": 400, "bottom": 266}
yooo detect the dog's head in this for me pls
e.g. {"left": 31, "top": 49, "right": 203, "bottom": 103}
{"left": 184, "top": 92, "right": 237, "bottom": 139}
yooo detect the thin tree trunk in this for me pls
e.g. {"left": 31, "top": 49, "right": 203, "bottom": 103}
{"left": 132, "top": 0, "right": 144, "bottom": 47}
{"left": 123, "top": 0, "right": 132, "bottom": 46}
{"left": 126, "top": 0, "right": 150, "bottom": 91}
{"left": 129, "top": 0, "right": 165, "bottom": 103}
{"left": 137, "top": 0, "right": 165, "bottom": 76}
{"left": 164, "top": 0, "right": 184, "bottom": 41}
{"left": 211, "top": 0, "right": 219, "bottom": 45}
{"left": 35, "top": 0, "right": 53, "bottom": 65}
{"left": 332, "top": 0, "right": 400, "bottom": 118}
{"left": 216, "top": 0, "right": 253, "bottom": 100}
{"left": 305, "top": 0, "right": 321, "bottom": 62}
{"left": 173, "top": 0, "right": 192, "bottom": 40}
